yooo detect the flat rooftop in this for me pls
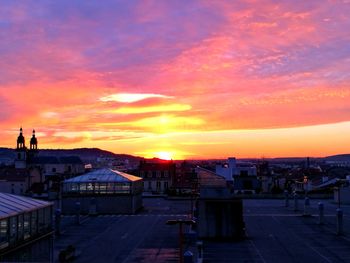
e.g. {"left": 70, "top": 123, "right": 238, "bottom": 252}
{"left": 54, "top": 197, "right": 350, "bottom": 262}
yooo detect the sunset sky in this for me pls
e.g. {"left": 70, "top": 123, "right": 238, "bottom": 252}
{"left": 1, "top": 0, "right": 350, "bottom": 159}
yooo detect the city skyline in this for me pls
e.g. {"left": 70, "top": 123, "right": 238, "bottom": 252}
{"left": 1, "top": 1, "right": 350, "bottom": 159}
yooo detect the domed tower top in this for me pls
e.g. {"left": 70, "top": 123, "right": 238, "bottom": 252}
{"left": 30, "top": 129, "right": 38, "bottom": 150}
{"left": 17, "top": 127, "right": 25, "bottom": 149}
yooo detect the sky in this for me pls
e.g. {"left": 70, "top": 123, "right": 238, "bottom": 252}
{"left": 1, "top": 0, "right": 350, "bottom": 159}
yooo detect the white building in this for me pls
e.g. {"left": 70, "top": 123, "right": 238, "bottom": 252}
{"left": 215, "top": 157, "right": 257, "bottom": 181}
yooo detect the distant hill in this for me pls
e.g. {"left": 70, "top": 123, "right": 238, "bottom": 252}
{"left": 324, "top": 154, "right": 350, "bottom": 162}
{"left": 0, "top": 148, "right": 15, "bottom": 158}
{"left": 0, "top": 147, "right": 142, "bottom": 164}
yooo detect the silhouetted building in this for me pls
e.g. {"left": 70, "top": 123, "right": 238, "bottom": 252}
{"left": 216, "top": 157, "right": 260, "bottom": 194}
{"left": 0, "top": 128, "right": 85, "bottom": 197}
{"left": 138, "top": 158, "right": 176, "bottom": 194}
{"left": 197, "top": 188, "right": 244, "bottom": 239}
{"left": 195, "top": 167, "right": 227, "bottom": 188}
{"left": 173, "top": 161, "right": 198, "bottom": 192}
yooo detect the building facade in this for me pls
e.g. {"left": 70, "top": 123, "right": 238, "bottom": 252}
{"left": 0, "top": 128, "right": 85, "bottom": 197}
{"left": 138, "top": 158, "right": 176, "bottom": 194}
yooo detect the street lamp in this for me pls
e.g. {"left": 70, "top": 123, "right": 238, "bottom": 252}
{"left": 166, "top": 219, "right": 196, "bottom": 263}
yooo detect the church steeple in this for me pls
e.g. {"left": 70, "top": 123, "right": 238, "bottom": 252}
{"left": 30, "top": 129, "right": 38, "bottom": 150}
{"left": 17, "top": 127, "right": 25, "bottom": 149}
{"left": 15, "top": 127, "right": 27, "bottom": 169}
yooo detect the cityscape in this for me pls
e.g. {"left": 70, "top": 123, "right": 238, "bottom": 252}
{"left": 1, "top": 1, "right": 350, "bottom": 263}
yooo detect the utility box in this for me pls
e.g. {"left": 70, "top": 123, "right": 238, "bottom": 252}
{"left": 197, "top": 187, "right": 244, "bottom": 239}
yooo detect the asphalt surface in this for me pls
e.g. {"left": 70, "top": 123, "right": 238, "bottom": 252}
{"left": 204, "top": 199, "right": 350, "bottom": 263}
{"left": 54, "top": 198, "right": 194, "bottom": 263}
{"left": 54, "top": 197, "right": 350, "bottom": 263}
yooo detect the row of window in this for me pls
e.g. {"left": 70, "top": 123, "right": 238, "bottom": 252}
{"left": 63, "top": 182, "right": 132, "bottom": 194}
{"left": 139, "top": 171, "right": 170, "bottom": 178}
{"left": 143, "top": 181, "right": 169, "bottom": 191}
{"left": 0, "top": 206, "right": 52, "bottom": 250}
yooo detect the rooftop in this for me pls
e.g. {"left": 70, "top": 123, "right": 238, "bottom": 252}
{"left": 0, "top": 167, "right": 28, "bottom": 181}
{"left": 0, "top": 192, "right": 52, "bottom": 220}
{"left": 64, "top": 168, "right": 142, "bottom": 183}
{"left": 31, "top": 155, "right": 83, "bottom": 165}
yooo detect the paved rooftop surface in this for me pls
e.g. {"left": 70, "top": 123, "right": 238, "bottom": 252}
{"left": 54, "top": 197, "right": 350, "bottom": 263}
{"left": 204, "top": 198, "right": 350, "bottom": 263}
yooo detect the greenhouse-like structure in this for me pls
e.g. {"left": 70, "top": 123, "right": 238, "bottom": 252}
{"left": 62, "top": 169, "right": 143, "bottom": 214}
{"left": 0, "top": 193, "right": 53, "bottom": 262}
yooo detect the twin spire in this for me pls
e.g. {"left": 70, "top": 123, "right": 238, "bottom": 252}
{"left": 17, "top": 127, "right": 38, "bottom": 150}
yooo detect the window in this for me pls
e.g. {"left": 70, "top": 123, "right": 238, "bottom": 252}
{"left": 164, "top": 182, "right": 168, "bottom": 190}
{"left": 0, "top": 219, "right": 8, "bottom": 249}
{"left": 99, "top": 183, "right": 107, "bottom": 194}
{"left": 31, "top": 211, "right": 37, "bottom": 236}
{"left": 38, "top": 209, "right": 45, "bottom": 233}
{"left": 156, "top": 181, "right": 161, "bottom": 191}
{"left": 44, "top": 207, "right": 51, "bottom": 231}
{"left": 24, "top": 213, "right": 30, "bottom": 239}
{"left": 87, "top": 183, "right": 94, "bottom": 193}
{"left": 79, "top": 183, "right": 87, "bottom": 193}
{"left": 52, "top": 167, "right": 56, "bottom": 173}
{"left": 148, "top": 181, "right": 152, "bottom": 190}
{"left": 107, "top": 183, "right": 114, "bottom": 193}
{"left": 240, "top": 170, "right": 248, "bottom": 177}
{"left": 70, "top": 183, "right": 79, "bottom": 192}
{"left": 9, "top": 216, "right": 17, "bottom": 245}
{"left": 164, "top": 171, "right": 168, "bottom": 178}
{"left": 18, "top": 214, "right": 24, "bottom": 240}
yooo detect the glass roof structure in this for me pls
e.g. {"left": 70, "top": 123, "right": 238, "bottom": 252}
{"left": 0, "top": 193, "right": 52, "bottom": 220}
{"left": 64, "top": 168, "right": 142, "bottom": 183}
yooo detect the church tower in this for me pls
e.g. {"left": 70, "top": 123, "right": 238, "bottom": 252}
{"left": 15, "top": 127, "right": 27, "bottom": 169}
{"left": 30, "top": 129, "right": 38, "bottom": 150}
{"left": 28, "top": 129, "right": 39, "bottom": 161}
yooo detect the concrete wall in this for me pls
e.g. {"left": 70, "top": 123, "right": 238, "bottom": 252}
{"left": 334, "top": 187, "right": 350, "bottom": 204}
{"left": 62, "top": 194, "right": 143, "bottom": 214}
{"left": 143, "top": 179, "right": 171, "bottom": 193}
{"left": 0, "top": 181, "right": 28, "bottom": 195}
{"left": 197, "top": 197, "right": 244, "bottom": 239}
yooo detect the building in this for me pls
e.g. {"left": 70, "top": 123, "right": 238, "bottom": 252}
{"left": 0, "top": 168, "right": 31, "bottom": 195}
{"left": 30, "top": 156, "right": 85, "bottom": 178}
{"left": 62, "top": 168, "right": 143, "bottom": 214}
{"left": 216, "top": 157, "right": 257, "bottom": 180}
{"left": 196, "top": 188, "right": 244, "bottom": 239}
{"left": 216, "top": 157, "right": 260, "bottom": 194}
{"left": 173, "top": 161, "right": 198, "bottom": 193}
{"left": 0, "top": 193, "right": 53, "bottom": 262}
{"left": 195, "top": 167, "right": 227, "bottom": 188}
{"left": 0, "top": 128, "right": 85, "bottom": 197}
{"left": 138, "top": 158, "right": 176, "bottom": 194}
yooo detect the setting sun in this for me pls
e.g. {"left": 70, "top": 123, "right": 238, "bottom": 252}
{"left": 155, "top": 151, "right": 173, "bottom": 160}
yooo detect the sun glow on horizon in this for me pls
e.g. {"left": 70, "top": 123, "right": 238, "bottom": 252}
{"left": 155, "top": 151, "right": 173, "bottom": 160}
{"left": 1, "top": 1, "right": 350, "bottom": 159}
